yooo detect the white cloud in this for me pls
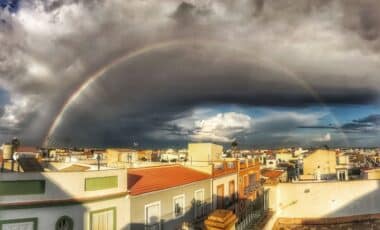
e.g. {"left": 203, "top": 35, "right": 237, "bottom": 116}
{"left": 0, "top": 95, "right": 35, "bottom": 131}
{"left": 190, "top": 112, "right": 252, "bottom": 142}
{"left": 156, "top": 109, "right": 326, "bottom": 144}
{"left": 314, "top": 133, "right": 332, "bottom": 142}
{"left": 149, "top": 111, "right": 254, "bottom": 143}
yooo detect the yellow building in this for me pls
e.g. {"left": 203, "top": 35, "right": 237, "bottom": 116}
{"left": 188, "top": 143, "right": 223, "bottom": 162}
{"left": 362, "top": 168, "right": 380, "bottom": 180}
{"left": 137, "top": 149, "right": 153, "bottom": 161}
{"left": 303, "top": 149, "right": 337, "bottom": 178}
{"left": 106, "top": 148, "right": 137, "bottom": 164}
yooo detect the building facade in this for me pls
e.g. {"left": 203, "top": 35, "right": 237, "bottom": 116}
{"left": 127, "top": 165, "right": 212, "bottom": 230}
{"left": 1, "top": 169, "right": 129, "bottom": 230}
{"left": 303, "top": 149, "right": 337, "bottom": 179}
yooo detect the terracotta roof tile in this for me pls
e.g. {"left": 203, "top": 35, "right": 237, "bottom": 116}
{"left": 15, "top": 146, "right": 39, "bottom": 153}
{"left": 128, "top": 165, "right": 211, "bottom": 195}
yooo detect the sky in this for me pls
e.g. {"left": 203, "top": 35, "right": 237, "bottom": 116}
{"left": 0, "top": 0, "right": 380, "bottom": 148}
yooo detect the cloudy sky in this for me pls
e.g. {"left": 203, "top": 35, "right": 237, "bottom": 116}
{"left": 1, "top": 0, "right": 380, "bottom": 148}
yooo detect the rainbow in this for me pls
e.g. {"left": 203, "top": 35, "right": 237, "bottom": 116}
{"left": 43, "top": 39, "right": 347, "bottom": 147}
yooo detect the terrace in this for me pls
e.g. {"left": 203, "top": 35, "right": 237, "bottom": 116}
{"left": 238, "top": 158, "right": 260, "bottom": 170}
{"left": 212, "top": 160, "right": 238, "bottom": 177}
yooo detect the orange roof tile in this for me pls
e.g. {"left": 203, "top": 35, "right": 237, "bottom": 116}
{"left": 128, "top": 165, "right": 211, "bottom": 195}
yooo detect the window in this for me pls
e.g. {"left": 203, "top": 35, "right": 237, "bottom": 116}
{"left": 145, "top": 201, "right": 161, "bottom": 230}
{"left": 229, "top": 180, "right": 235, "bottom": 200}
{"left": 173, "top": 194, "right": 185, "bottom": 218}
{"left": 249, "top": 173, "right": 257, "bottom": 186}
{"left": 194, "top": 189, "right": 205, "bottom": 218}
{"left": 243, "top": 175, "right": 248, "bottom": 187}
{"left": 0, "top": 218, "right": 37, "bottom": 230}
{"left": 195, "top": 189, "right": 204, "bottom": 202}
{"left": 56, "top": 216, "right": 73, "bottom": 230}
{"left": 90, "top": 207, "right": 116, "bottom": 230}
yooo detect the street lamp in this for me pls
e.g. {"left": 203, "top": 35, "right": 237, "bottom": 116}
{"left": 96, "top": 154, "right": 101, "bottom": 171}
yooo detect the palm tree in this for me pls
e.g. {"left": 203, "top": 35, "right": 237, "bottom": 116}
{"left": 11, "top": 137, "right": 20, "bottom": 152}
{"left": 11, "top": 137, "right": 20, "bottom": 171}
{"left": 231, "top": 140, "right": 238, "bottom": 158}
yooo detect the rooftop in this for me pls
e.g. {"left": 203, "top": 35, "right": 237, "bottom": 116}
{"left": 15, "top": 146, "right": 39, "bottom": 153}
{"left": 127, "top": 164, "right": 211, "bottom": 195}
{"left": 261, "top": 169, "right": 284, "bottom": 179}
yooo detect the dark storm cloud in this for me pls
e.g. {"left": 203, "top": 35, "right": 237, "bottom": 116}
{"left": 341, "top": 114, "right": 380, "bottom": 133}
{"left": 172, "top": 1, "right": 196, "bottom": 20}
{"left": 1, "top": 0, "right": 380, "bottom": 146}
{"left": 342, "top": 0, "right": 380, "bottom": 42}
{"left": 50, "top": 46, "right": 328, "bottom": 146}
{"left": 353, "top": 114, "right": 380, "bottom": 124}
{"left": 41, "top": 0, "right": 102, "bottom": 12}
{"left": 299, "top": 114, "right": 380, "bottom": 134}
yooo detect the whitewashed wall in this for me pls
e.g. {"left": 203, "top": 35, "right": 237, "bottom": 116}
{"left": 1, "top": 196, "right": 130, "bottom": 230}
{"left": 272, "top": 180, "right": 380, "bottom": 218}
{"left": 1, "top": 169, "right": 127, "bottom": 203}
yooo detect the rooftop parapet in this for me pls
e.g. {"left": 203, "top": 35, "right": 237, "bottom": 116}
{"left": 0, "top": 168, "right": 127, "bottom": 207}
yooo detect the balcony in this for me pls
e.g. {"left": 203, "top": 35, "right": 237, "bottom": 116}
{"left": 243, "top": 184, "right": 261, "bottom": 197}
{"left": 238, "top": 159, "right": 260, "bottom": 170}
{"left": 212, "top": 161, "right": 237, "bottom": 177}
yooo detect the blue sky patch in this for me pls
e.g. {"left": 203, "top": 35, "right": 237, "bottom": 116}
{"left": 0, "top": 0, "right": 19, "bottom": 13}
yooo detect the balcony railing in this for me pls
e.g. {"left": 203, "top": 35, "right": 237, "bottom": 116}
{"left": 224, "top": 194, "right": 238, "bottom": 209}
{"left": 145, "top": 223, "right": 161, "bottom": 230}
{"left": 243, "top": 184, "right": 261, "bottom": 196}
{"left": 144, "top": 202, "right": 212, "bottom": 230}
{"left": 212, "top": 161, "right": 237, "bottom": 177}
{"left": 238, "top": 159, "right": 260, "bottom": 170}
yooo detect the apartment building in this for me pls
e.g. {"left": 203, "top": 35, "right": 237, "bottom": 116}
{"left": 303, "top": 149, "right": 337, "bottom": 180}
{"left": 0, "top": 168, "right": 129, "bottom": 230}
{"left": 127, "top": 165, "right": 212, "bottom": 230}
{"left": 212, "top": 160, "right": 238, "bottom": 211}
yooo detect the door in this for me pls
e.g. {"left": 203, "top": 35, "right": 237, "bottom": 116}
{"left": 91, "top": 208, "right": 115, "bottom": 230}
{"left": 217, "top": 184, "right": 224, "bottom": 209}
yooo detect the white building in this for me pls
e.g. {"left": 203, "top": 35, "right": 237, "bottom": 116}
{"left": 1, "top": 167, "right": 129, "bottom": 230}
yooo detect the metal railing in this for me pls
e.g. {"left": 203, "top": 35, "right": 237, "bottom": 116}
{"left": 143, "top": 200, "right": 212, "bottom": 230}
{"left": 236, "top": 189, "right": 269, "bottom": 230}
{"left": 243, "top": 184, "right": 260, "bottom": 196}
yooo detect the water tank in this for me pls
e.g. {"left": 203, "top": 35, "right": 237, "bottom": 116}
{"left": 2, "top": 144, "right": 13, "bottom": 159}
